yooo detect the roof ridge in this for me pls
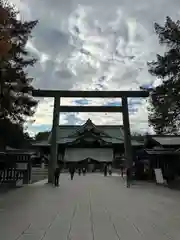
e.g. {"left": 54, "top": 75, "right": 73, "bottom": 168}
{"left": 152, "top": 135, "right": 180, "bottom": 137}
{"left": 58, "top": 125, "right": 123, "bottom": 127}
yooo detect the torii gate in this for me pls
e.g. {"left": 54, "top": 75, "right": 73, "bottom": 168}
{"left": 32, "top": 90, "right": 149, "bottom": 184}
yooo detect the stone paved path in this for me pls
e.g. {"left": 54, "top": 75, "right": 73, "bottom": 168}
{"left": 1, "top": 173, "right": 180, "bottom": 240}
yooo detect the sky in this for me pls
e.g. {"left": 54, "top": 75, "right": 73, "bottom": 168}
{"left": 10, "top": 0, "right": 180, "bottom": 136}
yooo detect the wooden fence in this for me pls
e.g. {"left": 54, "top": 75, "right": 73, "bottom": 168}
{"left": 0, "top": 151, "right": 32, "bottom": 189}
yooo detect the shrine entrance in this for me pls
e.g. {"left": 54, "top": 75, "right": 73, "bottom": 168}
{"left": 64, "top": 148, "right": 113, "bottom": 163}
{"left": 32, "top": 90, "right": 149, "bottom": 184}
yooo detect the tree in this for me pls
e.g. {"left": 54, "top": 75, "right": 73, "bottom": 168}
{"left": 147, "top": 16, "right": 180, "bottom": 134}
{"left": 0, "top": 1, "right": 38, "bottom": 146}
{"left": 0, "top": 6, "right": 12, "bottom": 57}
{"left": 0, "top": 119, "right": 32, "bottom": 149}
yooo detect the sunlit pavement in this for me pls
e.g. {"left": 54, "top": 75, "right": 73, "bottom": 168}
{"left": 1, "top": 173, "right": 180, "bottom": 240}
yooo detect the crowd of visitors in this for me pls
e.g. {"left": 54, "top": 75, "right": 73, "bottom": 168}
{"left": 53, "top": 163, "right": 115, "bottom": 187}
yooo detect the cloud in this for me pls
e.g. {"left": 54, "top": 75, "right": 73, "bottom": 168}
{"left": 10, "top": 0, "right": 180, "bottom": 135}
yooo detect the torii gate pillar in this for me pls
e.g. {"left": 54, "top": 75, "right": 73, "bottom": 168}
{"left": 49, "top": 96, "right": 60, "bottom": 183}
{"left": 122, "top": 96, "right": 133, "bottom": 169}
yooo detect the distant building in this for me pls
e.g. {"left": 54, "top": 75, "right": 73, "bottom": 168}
{"left": 33, "top": 119, "right": 143, "bottom": 169}
{"left": 146, "top": 135, "right": 180, "bottom": 149}
{"left": 32, "top": 119, "right": 180, "bottom": 170}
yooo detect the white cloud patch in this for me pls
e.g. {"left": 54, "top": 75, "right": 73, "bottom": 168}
{"left": 10, "top": 0, "right": 180, "bottom": 135}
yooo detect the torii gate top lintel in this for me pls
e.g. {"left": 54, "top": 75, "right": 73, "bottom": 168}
{"left": 32, "top": 89, "right": 149, "bottom": 98}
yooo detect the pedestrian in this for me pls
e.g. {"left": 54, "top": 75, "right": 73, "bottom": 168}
{"left": 108, "top": 164, "right": 112, "bottom": 175}
{"left": 120, "top": 165, "right": 124, "bottom": 178}
{"left": 82, "top": 167, "right": 86, "bottom": 175}
{"left": 54, "top": 167, "right": 61, "bottom": 187}
{"left": 104, "top": 164, "right": 107, "bottom": 176}
{"left": 126, "top": 167, "right": 131, "bottom": 188}
{"left": 78, "top": 168, "right": 81, "bottom": 176}
{"left": 69, "top": 166, "right": 75, "bottom": 180}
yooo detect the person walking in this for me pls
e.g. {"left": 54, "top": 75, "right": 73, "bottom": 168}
{"left": 82, "top": 167, "right": 86, "bottom": 175}
{"left": 69, "top": 166, "right": 75, "bottom": 180}
{"left": 126, "top": 167, "right": 131, "bottom": 188}
{"left": 108, "top": 164, "right": 112, "bottom": 175}
{"left": 120, "top": 165, "right": 124, "bottom": 178}
{"left": 54, "top": 167, "right": 61, "bottom": 187}
{"left": 78, "top": 167, "right": 81, "bottom": 176}
{"left": 104, "top": 164, "right": 108, "bottom": 177}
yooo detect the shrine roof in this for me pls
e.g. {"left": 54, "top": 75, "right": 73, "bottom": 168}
{"left": 48, "top": 119, "right": 124, "bottom": 142}
{"left": 152, "top": 136, "right": 180, "bottom": 146}
{"left": 45, "top": 119, "right": 144, "bottom": 145}
{"left": 145, "top": 148, "right": 179, "bottom": 155}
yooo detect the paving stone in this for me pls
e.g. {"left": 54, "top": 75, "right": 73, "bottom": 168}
{"left": 17, "top": 233, "right": 44, "bottom": 240}
{"left": 68, "top": 201, "right": 93, "bottom": 240}
{"left": 42, "top": 204, "right": 76, "bottom": 240}
{"left": 1, "top": 174, "right": 180, "bottom": 240}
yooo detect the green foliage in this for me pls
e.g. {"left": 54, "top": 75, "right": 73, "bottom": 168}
{"left": 0, "top": 1, "right": 38, "bottom": 146}
{"left": 0, "top": 119, "right": 32, "bottom": 148}
{"left": 147, "top": 17, "right": 180, "bottom": 134}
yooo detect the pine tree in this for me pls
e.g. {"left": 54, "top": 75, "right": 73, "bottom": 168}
{"left": 147, "top": 17, "right": 180, "bottom": 134}
{"left": 0, "top": 119, "right": 32, "bottom": 149}
{"left": 0, "top": 1, "right": 38, "bottom": 146}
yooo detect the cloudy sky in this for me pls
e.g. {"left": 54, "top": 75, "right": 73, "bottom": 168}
{"left": 11, "top": 0, "right": 180, "bottom": 135}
